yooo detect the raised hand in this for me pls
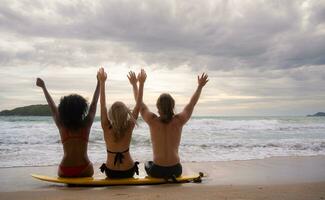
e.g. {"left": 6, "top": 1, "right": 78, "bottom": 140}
{"left": 36, "top": 78, "right": 45, "bottom": 88}
{"left": 137, "top": 69, "right": 147, "bottom": 84}
{"left": 97, "top": 67, "right": 107, "bottom": 82}
{"left": 127, "top": 71, "right": 137, "bottom": 85}
{"left": 197, "top": 73, "right": 209, "bottom": 88}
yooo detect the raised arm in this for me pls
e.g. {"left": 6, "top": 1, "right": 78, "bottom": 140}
{"left": 140, "top": 102, "right": 156, "bottom": 124}
{"left": 97, "top": 68, "right": 110, "bottom": 130}
{"left": 177, "top": 73, "right": 209, "bottom": 124}
{"left": 127, "top": 70, "right": 155, "bottom": 123}
{"left": 131, "top": 70, "right": 146, "bottom": 120}
{"left": 127, "top": 71, "right": 138, "bottom": 102}
{"left": 36, "top": 78, "right": 60, "bottom": 127}
{"left": 86, "top": 77, "right": 100, "bottom": 126}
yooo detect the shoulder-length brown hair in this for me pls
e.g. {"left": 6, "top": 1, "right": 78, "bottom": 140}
{"left": 156, "top": 93, "right": 175, "bottom": 123}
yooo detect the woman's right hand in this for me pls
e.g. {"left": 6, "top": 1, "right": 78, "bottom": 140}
{"left": 97, "top": 67, "right": 107, "bottom": 82}
{"left": 137, "top": 69, "right": 147, "bottom": 84}
{"left": 197, "top": 73, "right": 209, "bottom": 88}
{"left": 36, "top": 78, "right": 45, "bottom": 88}
{"left": 127, "top": 71, "right": 137, "bottom": 85}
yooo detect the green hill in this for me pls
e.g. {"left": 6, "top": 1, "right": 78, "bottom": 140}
{"left": 307, "top": 112, "right": 325, "bottom": 117}
{"left": 0, "top": 104, "right": 51, "bottom": 116}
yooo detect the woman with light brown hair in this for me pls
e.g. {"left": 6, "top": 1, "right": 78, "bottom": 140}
{"left": 97, "top": 67, "right": 146, "bottom": 178}
{"left": 138, "top": 73, "right": 208, "bottom": 179}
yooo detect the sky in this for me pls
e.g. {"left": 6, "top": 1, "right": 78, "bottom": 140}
{"left": 0, "top": 0, "right": 324, "bottom": 116}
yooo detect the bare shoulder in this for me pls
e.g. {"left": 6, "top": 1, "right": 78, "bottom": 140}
{"left": 102, "top": 120, "right": 112, "bottom": 133}
{"left": 55, "top": 118, "right": 63, "bottom": 129}
{"left": 103, "top": 127, "right": 112, "bottom": 139}
{"left": 150, "top": 112, "right": 159, "bottom": 120}
{"left": 84, "top": 116, "right": 94, "bottom": 127}
{"left": 173, "top": 114, "right": 187, "bottom": 126}
{"left": 145, "top": 112, "right": 159, "bottom": 125}
{"left": 127, "top": 119, "right": 136, "bottom": 130}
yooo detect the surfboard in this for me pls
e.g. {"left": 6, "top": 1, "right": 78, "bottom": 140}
{"left": 31, "top": 172, "right": 204, "bottom": 186}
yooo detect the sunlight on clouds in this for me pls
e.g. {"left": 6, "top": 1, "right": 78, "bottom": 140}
{"left": 0, "top": 0, "right": 324, "bottom": 115}
{"left": 145, "top": 66, "right": 196, "bottom": 93}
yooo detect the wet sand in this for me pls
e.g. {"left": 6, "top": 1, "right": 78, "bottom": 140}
{"left": 1, "top": 156, "right": 325, "bottom": 200}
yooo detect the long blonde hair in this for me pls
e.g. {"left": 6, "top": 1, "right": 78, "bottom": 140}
{"left": 108, "top": 101, "right": 136, "bottom": 142}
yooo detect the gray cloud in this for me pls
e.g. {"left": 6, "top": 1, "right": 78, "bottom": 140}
{"left": 1, "top": 0, "right": 325, "bottom": 70}
{"left": 0, "top": 0, "right": 324, "bottom": 115}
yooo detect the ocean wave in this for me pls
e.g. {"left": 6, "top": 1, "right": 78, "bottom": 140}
{"left": 185, "top": 118, "right": 325, "bottom": 132}
{"left": 1, "top": 116, "right": 325, "bottom": 167}
{"left": 181, "top": 141, "right": 325, "bottom": 151}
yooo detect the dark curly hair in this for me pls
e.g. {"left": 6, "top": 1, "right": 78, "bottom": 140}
{"left": 156, "top": 93, "right": 175, "bottom": 123}
{"left": 58, "top": 94, "right": 89, "bottom": 130}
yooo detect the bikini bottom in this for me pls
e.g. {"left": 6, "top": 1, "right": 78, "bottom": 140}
{"left": 59, "top": 162, "right": 92, "bottom": 177}
{"left": 144, "top": 161, "right": 182, "bottom": 179}
{"left": 100, "top": 162, "right": 139, "bottom": 179}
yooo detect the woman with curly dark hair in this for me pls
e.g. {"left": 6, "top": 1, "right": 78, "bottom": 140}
{"left": 36, "top": 75, "right": 99, "bottom": 177}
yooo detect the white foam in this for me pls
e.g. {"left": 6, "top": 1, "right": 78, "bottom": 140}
{"left": 1, "top": 116, "right": 325, "bottom": 167}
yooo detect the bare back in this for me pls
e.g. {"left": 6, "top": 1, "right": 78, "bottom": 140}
{"left": 103, "top": 121, "right": 135, "bottom": 170}
{"left": 58, "top": 116, "right": 95, "bottom": 167}
{"left": 141, "top": 73, "right": 208, "bottom": 167}
{"left": 147, "top": 115, "right": 184, "bottom": 166}
{"left": 59, "top": 126, "right": 91, "bottom": 167}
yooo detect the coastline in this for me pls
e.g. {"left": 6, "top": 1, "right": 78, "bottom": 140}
{"left": 1, "top": 155, "right": 325, "bottom": 199}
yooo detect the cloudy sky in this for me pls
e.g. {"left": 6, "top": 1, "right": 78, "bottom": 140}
{"left": 0, "top": 0, "right": 324, "bottom": 116}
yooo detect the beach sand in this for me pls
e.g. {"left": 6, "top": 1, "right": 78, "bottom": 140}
{"left": 1, "top": 156, "right": 325, "bottom": 200}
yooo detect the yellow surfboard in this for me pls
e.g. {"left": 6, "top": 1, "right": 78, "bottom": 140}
{"left": 31, "top": 173, "right": 203, "bottom": 186}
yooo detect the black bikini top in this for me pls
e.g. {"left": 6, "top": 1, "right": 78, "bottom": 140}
{"left": 107, "top": 148, "right": 129, "bottom": 166}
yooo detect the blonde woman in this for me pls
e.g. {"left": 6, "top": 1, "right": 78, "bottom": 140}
{"left": 98, "top": 67, "right": 146, "bottom": 178}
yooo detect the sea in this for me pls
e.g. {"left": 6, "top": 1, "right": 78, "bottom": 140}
{"left": 0, "top": 116, "right": 325, "bottom": 168}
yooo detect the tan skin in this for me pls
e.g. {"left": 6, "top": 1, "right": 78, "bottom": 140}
{"left": 36, "top": 77, "right": 100, "bottom": 177}
{"left": 136, "top": 73, "right": 209, "bottom": 166}
{"left": 98, "top": 68, "right": 146, "bottom": 171}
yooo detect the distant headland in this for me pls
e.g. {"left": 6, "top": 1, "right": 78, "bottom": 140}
{"left": 0, "top": 105, "right": 51, "bottom": 116}
{"left": 307, "top": 112, "right": 325, "bottom": 117}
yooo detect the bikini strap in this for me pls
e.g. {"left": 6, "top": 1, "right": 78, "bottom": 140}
{"left": 134, "top": 161, "right": 139, "bottom": 175}
{"left": 100, "top": 163, "right": 108, "bottom": 173}
{"left": 61, "top": 127, "right": 89, "bottom": 144}
{"left": 106, "top": 148, "right": 130, "bottom": 166}
{"left": 99, "top": 162, "right": 140, "bottom": 176}
{"left": 106, "top": 148, "right": 129, "bottom": 154}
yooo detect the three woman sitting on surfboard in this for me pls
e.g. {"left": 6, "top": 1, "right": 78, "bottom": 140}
{"left": 36, "top": 68, "right": 208, "bottom": 179}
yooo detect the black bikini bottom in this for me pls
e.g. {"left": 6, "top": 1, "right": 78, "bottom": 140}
{"left": 100, "top": 162, "right": 139, "bottom": 179}
{"left": 145, "top": 161, "right": 182, "bottom": 179}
